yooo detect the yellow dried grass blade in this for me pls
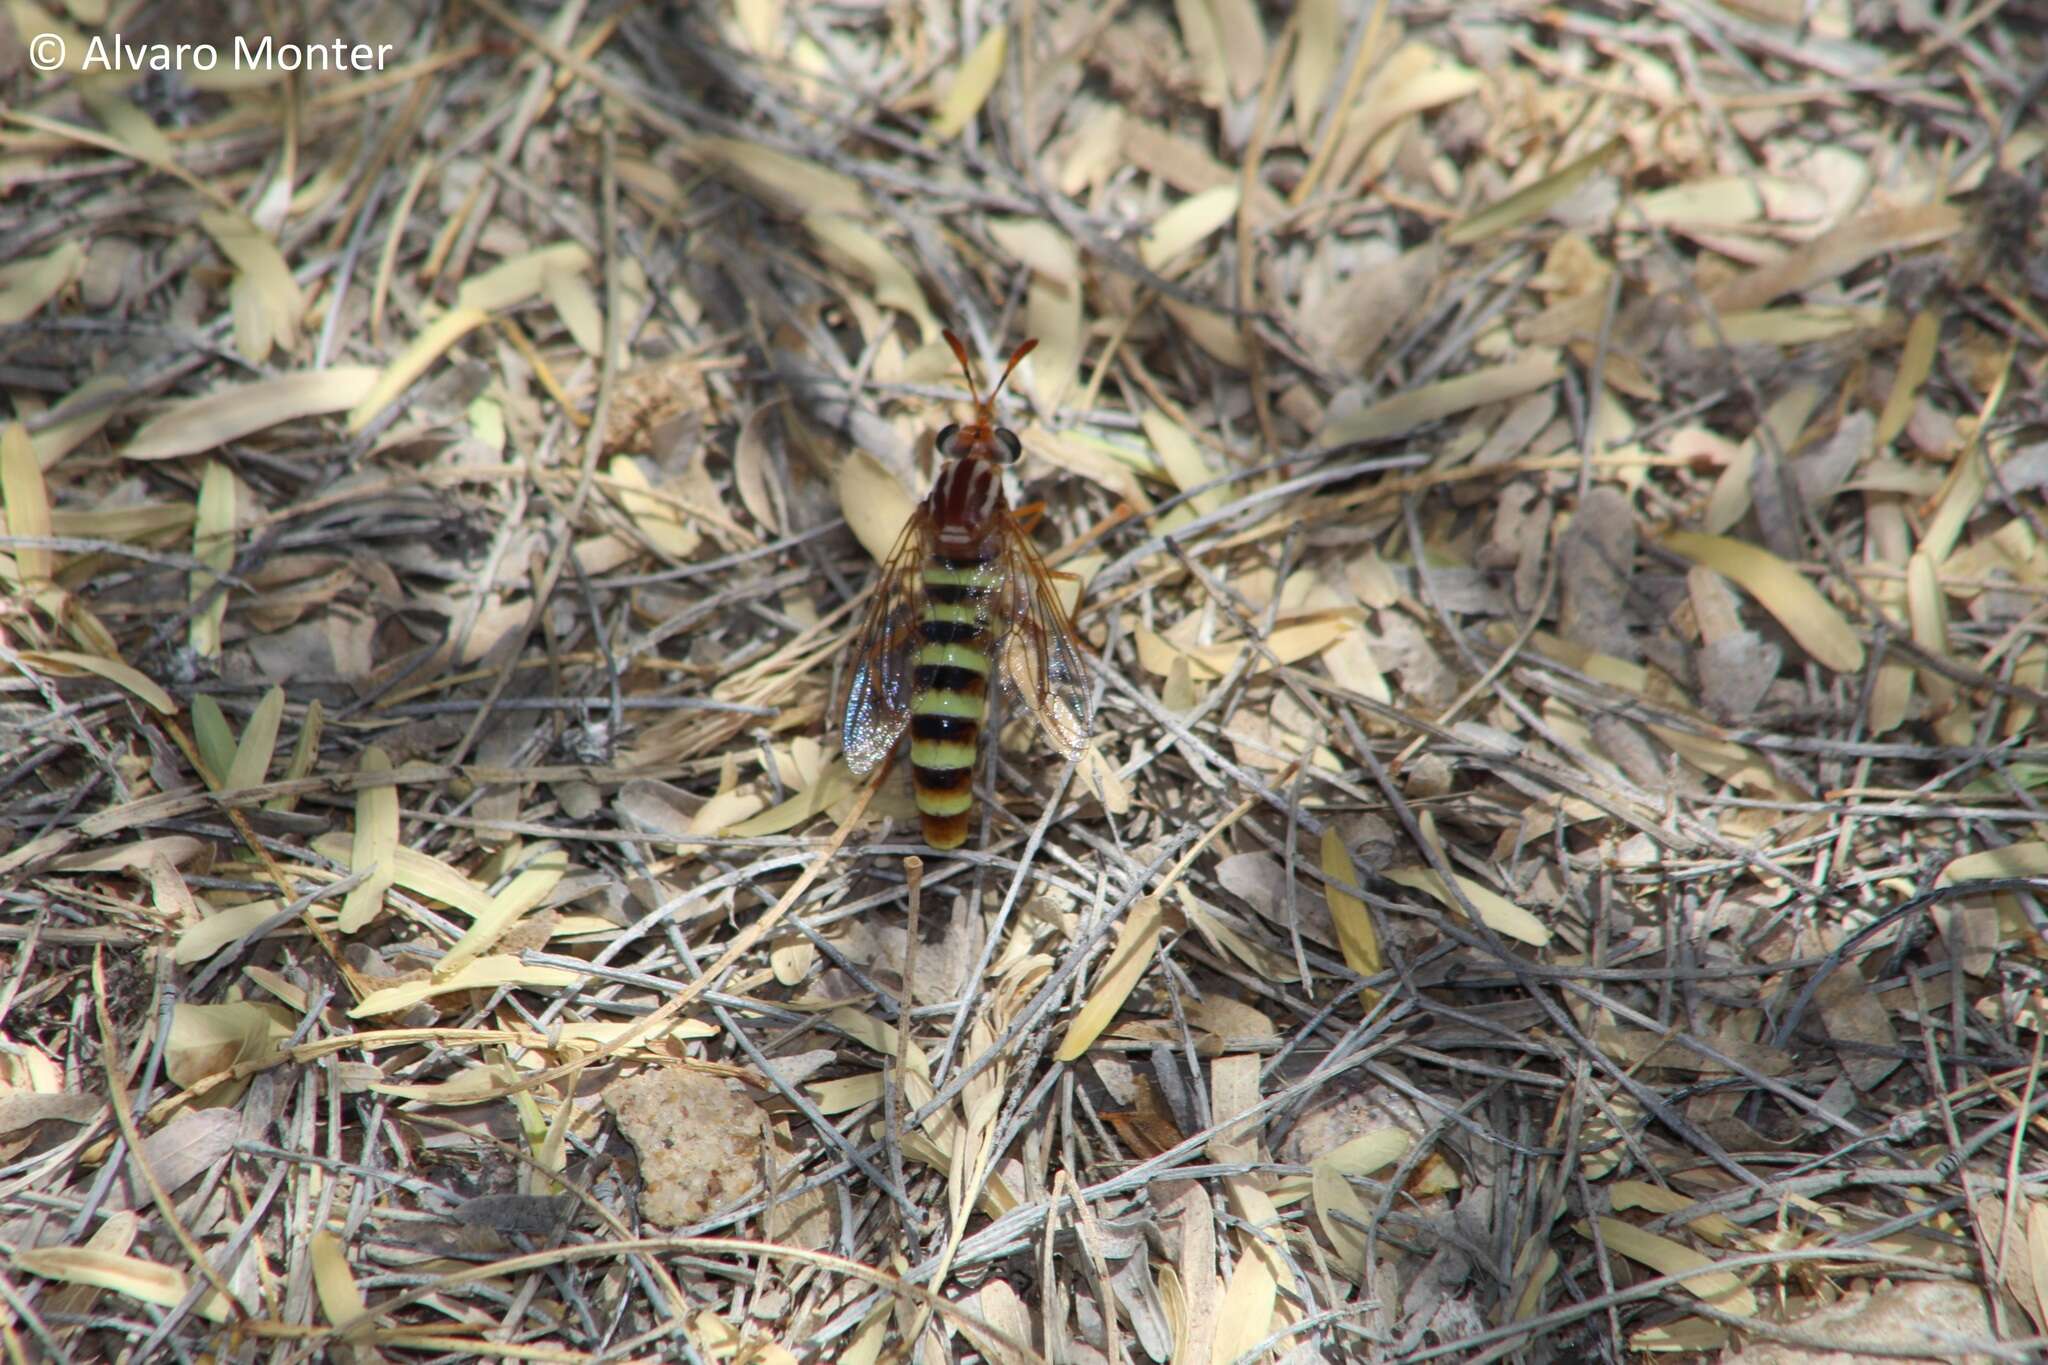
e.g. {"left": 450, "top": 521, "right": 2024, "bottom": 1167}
{"left": 1, "top": 421, "right": 52, "bottom": 587}
{"left": 1923, "top": 341, "right": 2017, "bottom": 565}
{"left": 189, "top": 695, "right": 234, "bottom": 788}
{"left": 0, "top": 241, "right": 85, "bottom": 325}
{"left": 50, "top": 502, "right": 191, "bottom": 543}
{"left": 1447, "top": 137, "right": 1622, "bottom": 245}
{"left": 725, "top": 764, "right": 858, "bottom": 837}
{"left": 78, "top": 81, "right": 177, "bottom": 164}
{"left": 1025, "top": 273, "right": 1082, "bottom": 413}
{"left": 609, "top": 455, "right": 701, "bottom": 560}
{"left": 32, "top": 376, "right": 129, "bottom": 469}
{"left": 1635, "top": 175, "right": 1763, "bottom": 227}
{"left": 15, "top": 650, "right": 175, "bottom": 715}
{"left": 346, "top": 305, "right": 487, "bottom": 432}
{"left": 1311, "top": 1129, "right": 1411, "bottom": 1271}
{"left": 1321, "top": 828, "right": 1382, "bottom": 995}
{"left": 198, "top": 209, "right": 303, "bottom": 361}
{"left": 1384, "top": 865, "right": 1552, "bottom": 946}
{"left": 694, "top": 136, "right": 867, "bottom": 217}
{"left": 1209, "top": 0, "right": 1267, "bottom": 100}
{"left": 1292, "top": 0, "right": 1343, "bottom": 137}
{"left": 543, "top": 263, "right": 603, "bottom": 356}
{"left": 434, "top": 848, "right": 568, "bottom": 980}
{"left": 1708, "top": 202, "right": 1962, "bottom": 315}
{"left": 1311, "top": 1159, "right": 1374, "bottom": 1271}
{"left": 1208, "top": 1239, "right": 1279, "bottom": 1364}
{"left": 1512, "top": 1247, "right": 1560, "bottom": 1322}
{"left": 226, "top": 685, "right": 285, "bottom": 793}
{"left": 2027, "top": 1202, "right": 2048, "bottom": 1333}
{"left": 347, "top": 245, "right": 594, "bottom": 432}
{"left": 1608, "top": 1180, "right": 1740, "bottom": 1242}
{"left": 1660, "top": 531, "right": 1864, "bottom": 673}
{"left": 1905, "top": 549, "right": 1955, "bottom": 709}
{"left": 124, "top": 368, "right": 379, "bottom": 461}
{"left": 348, "top": 955, "right": 583, "bottom": 1018}
{"left": 14, "top": 1247, "right": 229, "bottom": 1323}
{"left": 1054, "top": 897, "right": 1163, "bottom": 1060}
{"left": 1586, "top": 1216, "right": 1757, "bottom": 1317}
{"left": 1142, "top": 409, "right": 1226, "bottom": 518}
{"left": 1703, "top": 380, "right": 1821, "bottom": 536}
{"left": 338, "top": 746, "right": 397, "bottom": 933}
{"left": 309, "top": 1229, "right": 368, "bottom": 1329}
{"left": 314, "top": 831, "right": 492, "bottom": 920}
{"left": 189, "top": 459, "right": 235, "bottom": 658}
{"left": 804, "top": 212, "right": 939, "bottom": 340}
{"left": 369, "top": 1064, "right": 523, "bottom": 1104}
{"left": 1938, "top": 842, "right": 2048, "bottom": 885}
{"left": 456, "top": 242, "right": 595, "bottom": 315}
{"left": 835, "top": 450, "right": 916, "bottom": 567}
{"left": 1161, "top": 298, "right": 1252, "bottom": 368}
{"left": 174, "top": 901, "right": 283, "bottom": 966}
{"left": 1315, "top": 352, "right": 1563, "bottom": 448}
{"left": 1176, "top": 0, "right": 1227, "bottom": 105}
{"left": 1139, "top": 185, "right": 1240, "bottom": 273}
{"left": 987, "top": 218, "right": 1078, "bottom": 286}
{"left": 270, "top": 698, "right": 322, "bottom": 812}
{"left": 1875, "top": 309, "right": 1940, "bottom": 450}
{"left": 929, "top": 25, "right": 1008, "bottom": 139}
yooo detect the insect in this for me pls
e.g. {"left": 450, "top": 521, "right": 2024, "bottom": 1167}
{"left": 840, "top": 330, "right": 1094, "bottom": 849}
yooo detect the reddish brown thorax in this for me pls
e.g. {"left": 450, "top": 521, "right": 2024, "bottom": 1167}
{"left": 930, "top": 460, "right": 1004, "bottom": 556}
{"left": 929, "top": 330, "right": 1036, "bottom": 555}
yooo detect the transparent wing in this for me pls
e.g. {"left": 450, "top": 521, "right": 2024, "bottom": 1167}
{"left": 992, "top": 510, "right": 1094, "bottom": 760}
{"left": 840, "top": 507, "right": 934, "bottom": 775}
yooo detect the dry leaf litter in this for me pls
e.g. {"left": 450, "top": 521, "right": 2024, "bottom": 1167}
{"left": 1, "top": 1, "right": 2047, "bottom": 1362}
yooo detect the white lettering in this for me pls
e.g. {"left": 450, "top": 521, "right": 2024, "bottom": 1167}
{"left": 80, "top": 35, "right": 220, "bottom": 71}
{"left": 235, "top": 36, "right": 392, "bottom": 71}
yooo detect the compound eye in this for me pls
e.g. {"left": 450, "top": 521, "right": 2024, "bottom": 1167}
{"left": 993, "top": 428, "right": 1023, "bottom": 465}
{"left": 935, "top": 423, "right": 964, "bottom": 459}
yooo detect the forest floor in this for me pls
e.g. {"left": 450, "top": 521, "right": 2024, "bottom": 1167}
{"left": 3, "top": 1, "right": 2048, "bottom": 1361}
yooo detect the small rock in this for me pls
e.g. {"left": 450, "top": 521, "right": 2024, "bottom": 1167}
{"left": 604, "top": 1069, "right": 764, "bottom": 1227}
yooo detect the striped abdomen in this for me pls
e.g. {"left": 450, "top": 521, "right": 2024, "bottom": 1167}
{"left": 910, "top": 555, "right": 997, "bottom": 848}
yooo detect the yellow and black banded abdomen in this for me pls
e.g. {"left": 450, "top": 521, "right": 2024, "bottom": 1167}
{"left": 910, "top": 559, "right": 994, "bottom": 849}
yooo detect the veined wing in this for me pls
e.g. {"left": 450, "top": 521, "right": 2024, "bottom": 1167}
{"left": 992, "top": 509, "right": 1094, "bottom": 761}
{"left": 841, "top": 506, "right": 934, "bottom": 775}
